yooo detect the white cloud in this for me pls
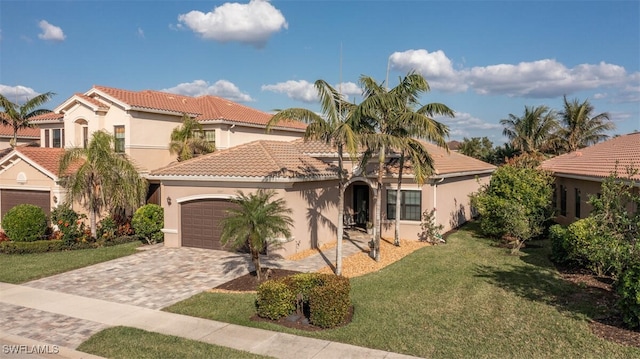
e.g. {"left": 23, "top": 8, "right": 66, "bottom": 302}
{"left": 137, "top": 27, "right": 145, "bottom": 39}
{"left": 336, "top": 82, "right": 362, "bottom": 100}
{"left": 389, "top": 49, "right": 639, "bottom": 100}
{"left": 389, "top": 49, "right": 467, "bottom": 92}
{"left": 37, "top": 20, "right": 65, "bottom": 42}
{"left": 0, "top": 84, "right": 42, "bottom": 104}
{"left": 434, "top": 111, "right": 502, "bottom": 139}
{"left": 261, "top": 80, "right": 317, "bottom": 102}
{"left": 177, "top": 0, "right": 287, "bottom": 48}
{"left": 162, "top": 80, "right": 254, "bottom": 102}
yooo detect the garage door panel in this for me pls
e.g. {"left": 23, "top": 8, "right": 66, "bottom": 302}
{"left": 181, "top": 199, "right": 236, "bottom": 250}
{"left": 1, "top": 189, "right": 51, "bottom": 218}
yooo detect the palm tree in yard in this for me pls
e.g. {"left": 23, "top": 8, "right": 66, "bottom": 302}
{"left": 358, "top": 71, "right": 451, "bottom": 256}
{"left": 0, "top": 91, "right": 55, "bottom": 147}
{"left": 500, "top": 105, "right": 558, "bottom": 155}
{"left": 557, "top": 96, "right": 613, "bottom": 153}
{"left": 169, "top": 114, "right": 215, "bottom": 161}
{"left": 58, "top": 130, "right": 147, "bottom": 238}
{"left": 220, "top": 190, "right": 293, "bottom": 281}
{"left": 266, "top": 80, "right": 362, "bottom": 276}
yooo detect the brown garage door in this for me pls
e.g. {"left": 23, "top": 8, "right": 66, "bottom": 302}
{"left": 1, "top": 189, "right": 51, "bottom": 218}
{"left": 181, "top": 199, "right": 236, "bottom": 250}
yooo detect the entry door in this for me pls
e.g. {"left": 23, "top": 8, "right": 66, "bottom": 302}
{"left": 353, "top": 185, "right": 369, "bottom": 227}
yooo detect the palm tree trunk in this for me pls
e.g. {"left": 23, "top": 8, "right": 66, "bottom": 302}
{"left": 90, "top": 209, "right": 97, "bottom": 239}
{"left": 394, "top": 151, "right": 405, "bottom": 246}
{"left": 252, "top": 246, "right": 262, "bottom": 281}
{"left": 336, "top": 144, "right": 345, "bottom": 275}
{"left": 374, "top": 144, "right": 385, "bottom": 262}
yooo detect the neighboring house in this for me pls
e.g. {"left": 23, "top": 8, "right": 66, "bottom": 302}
{"left": 0, "top": 86, "right": 305, "bottom": 219}
{"left": 540, "top": 132, "right": 640, "bottom": 226}
{"left": 0, "top": 147, "right": 68, "bottom": 219}
{"left": 0, "top": 124, "right": 40, "bottom": 150}
{"left": 149, "top": 138, "right": 495, "bottom": 258}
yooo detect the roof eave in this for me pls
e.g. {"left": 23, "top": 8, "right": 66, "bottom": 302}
{"left": 146, "top": 174, "right": 339, "bottom": 183}
{"left": 550, "top": 171, "right": 640, "bottom": 187}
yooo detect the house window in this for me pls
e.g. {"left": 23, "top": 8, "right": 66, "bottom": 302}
{"left": 114, "top": 126, "right": 125, "bottom": 153}
{"left": 560, "top": 185, "right": 567, "bottom": 216}
{"left": 83, "top": 126, "right": 89, "bottom": 149}
{"left": 44, "top": 130, "right": 50, "bottom": 148}
{"left": 204, "top": 130, "right": 215, "bottom": 146}
{"left": 52, "top": 129, "right": 64, "bottom": 148}
{"left": 387, "top": 190, "right": 421, "bottom": 221}
{"left": 575, "top": 188, "right": 581, "bottom": 219}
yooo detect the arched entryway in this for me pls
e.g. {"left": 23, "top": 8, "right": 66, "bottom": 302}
{"left": 344, "top": 178, "right": 375, "bottom": 229}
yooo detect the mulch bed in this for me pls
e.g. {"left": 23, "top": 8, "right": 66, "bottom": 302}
{"left": 556, "top": 266, "right": 640, "bottom": 348}
{"left": 212, "top": 268, "right": 353, "bottom": 331}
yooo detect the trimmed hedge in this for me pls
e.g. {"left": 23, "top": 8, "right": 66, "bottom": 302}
{"left": 617, "top": 263, "right": 640, "bottom": 329}
{"left": 255, "top": 280, "right": 295, "bottom": 320}
{"left": 255, "top": 272, "right": 352, "bottom": 328}
{"left": 2, "top": 204, "right": 48, "bottom": 242}
{"left": 309, "top": 275, "right": 351, "bottom": 328}
{"left": 132, "top": 204, "right": 164, "bottom": 244}
{"left": 0, "top": 236, "right": 140, "bottom": 254}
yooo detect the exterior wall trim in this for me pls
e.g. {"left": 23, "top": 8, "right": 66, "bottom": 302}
{"left": 176, "top": 193, "right": 238, "bottom": 203}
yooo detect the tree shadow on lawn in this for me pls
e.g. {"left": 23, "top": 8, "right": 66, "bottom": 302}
{"left": 474, "top": 255, "right": 640, "bottom": 347}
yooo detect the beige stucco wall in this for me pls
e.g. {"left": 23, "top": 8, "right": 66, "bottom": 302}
{"left": 160, "top": 179, "right": 339, "bottom": 258}
{"left": 217, "top": 125, "right": 303, "bottom": 150}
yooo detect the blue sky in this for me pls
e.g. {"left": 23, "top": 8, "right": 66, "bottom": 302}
{"left": 1, "top": 0, "right": 638, "bottom": 143}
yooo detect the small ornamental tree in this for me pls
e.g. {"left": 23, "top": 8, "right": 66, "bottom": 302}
{"left": 1, "top": 204, "right": 48, "bottom": 242}
{"left": 220, "top": 190, "right": 293, "bottom": 281}
{"left": 132, "top": 204, "right": 164, "bottom": 244}
{"left": 470, "top": 164, "right": 553, "bottom": 253}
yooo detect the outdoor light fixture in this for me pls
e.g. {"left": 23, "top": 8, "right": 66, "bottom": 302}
{"left": 166, "top": 196, "right": 172, "bottom": 205}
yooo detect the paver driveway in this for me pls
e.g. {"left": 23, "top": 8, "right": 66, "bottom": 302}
{"left": 25, "top": 247, "right": 260, "bottom": 310}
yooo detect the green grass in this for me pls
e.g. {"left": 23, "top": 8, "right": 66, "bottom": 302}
{"left": 165, "top": 222, "right": 640, "bottom": 358}
{"left": 77, "top": 326, "right": 273, "bottom": 359}
{"left": 0, "top": 242, "right": 140, "bottom": 283}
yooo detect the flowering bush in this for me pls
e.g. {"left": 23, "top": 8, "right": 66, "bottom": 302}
{"left": 50, "top": 205, "right": 87, "bottom": 245}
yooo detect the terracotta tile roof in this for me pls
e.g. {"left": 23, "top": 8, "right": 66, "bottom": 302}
{"left": 541, "top": 132, "right": 640, "bottom": 181}
{"left": 93, "top": 85, "right": 306, "bottom": 130}
{"left": 11, "top": 147, "right": 66, "bottom": 176}
{"left": 0, "top": 124, "right": 39, "bottom": 138}
{"left": 28, "top": 111, "right": 63, "bottom": 122}
{"left": 76, "top": 93, "right": 109, "bottom": 109}
{"left": 150, "top": 140, "right": 338, "bottom": 180}
{"left": 295, "top": 139, "right": 495, "bottom": 177}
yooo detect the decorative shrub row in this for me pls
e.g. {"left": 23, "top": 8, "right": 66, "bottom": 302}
{"left": 2, "top": 204, "right": 48, "bottom": 242}
{"left": 0, "top": 235, "right": 140, "bottom": 254}
{"left": 255, "top": 273, "right": 351, "bottom": 328}
{"left": 616, "top": 263, "right": 640, "bottom": 329}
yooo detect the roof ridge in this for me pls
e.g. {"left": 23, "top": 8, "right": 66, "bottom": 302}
{"left": 257, "top": 141, "right": 285, "bottom": 170}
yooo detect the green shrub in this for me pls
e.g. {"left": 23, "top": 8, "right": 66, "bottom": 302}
{"left": 549, "top": 224, "right": 571, "bottom": 264}
{"left": 616, "top": 263, "right": 640, "bottom": 329}
{"left": 132, "top": 204, "right": 164, "bottom": 245}
{"left": 255, "top": 280, "right": 295, "bottom": 320}
{"left": 309, "top": 275, "right": 351, "bottom": 328}
{"left": 0, "top": 240, "right": 65, "bottom": 254}
{"left": 470, "top": 165, "right": 553, "bottom": 253}
{"left": 51, "top": 205, "right": 87, "bottom": 245}
{"left": 98, "top": 216, "right": 118, "bottom": 241}
{"left": 2, "top": 204, "right": 48, "bottom": 242}
{"left": 419, "top": 208, "right": 444, "bottom": 243}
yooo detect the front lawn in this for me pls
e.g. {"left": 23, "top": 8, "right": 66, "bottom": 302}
{"left": 0, "top": 242, "right": 140, "bottom": 283}
{"left": 77, "top": 326, "right": 273, "bottom": 359}
{"left": 165, "top": 222, "right": 640, "bottom": 358}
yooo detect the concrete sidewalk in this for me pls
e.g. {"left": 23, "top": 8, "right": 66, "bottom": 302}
{"left": 0, "top": 282, "right": 418, "bottom": 359}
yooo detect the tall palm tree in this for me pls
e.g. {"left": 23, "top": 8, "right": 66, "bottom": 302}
{"left": 358, "top": 72, "right": 450, "bottom": 256}
{"left": 266, "top": 80, "right": 362, "bottom": 275}
{"left": 58, "top": 130, "right": 147, "bottom": 238}
{"left": 220, "top": 190, "right": 293, "bottom": 281}
{"left": 500, "top": 105, "right": 558, "bottom": 155}
{"left": 0, "top": 91, "right": 55, "bottom": 147}
{"left": 169, "top": 114, "right": 215, "bottom": 161}
{"left": 557, "top": 96, "right": 613, "bottom": 153}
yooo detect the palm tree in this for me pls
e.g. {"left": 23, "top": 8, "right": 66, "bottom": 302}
{"left": 358, "top": 72, "right": 451, "bottom": 255}
{"left": 58, "top": 130, "right": 147, "bottom": 238}
{"left": 220, "top": 190, "right": 293, "bottom": 281}
{"left": 557, "top": 96, "right": 613, "bottom": 153}
{"left": 0, "top": 91, "right": 55, "bottom": 147}
{"left": 266, "top": 80, "right": 362, "bottom": 275}
{"left": 169, "top": 114, "right": 215, "bottom": 161}
{"left": 500, "top": 105, "right": 558, "bottom": 155}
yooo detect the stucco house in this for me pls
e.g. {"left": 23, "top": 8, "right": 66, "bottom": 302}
{"left": 0, "top": 124, "right": 40, "bottom": 150}
{"left": 540, "top": 132, "right": 640, "bottom": 226}
{"left": 149, "top": 138, "right": 495, "bottom": 258}
{"left": 0, "top": 86, "right": 305, "bottom": 217}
